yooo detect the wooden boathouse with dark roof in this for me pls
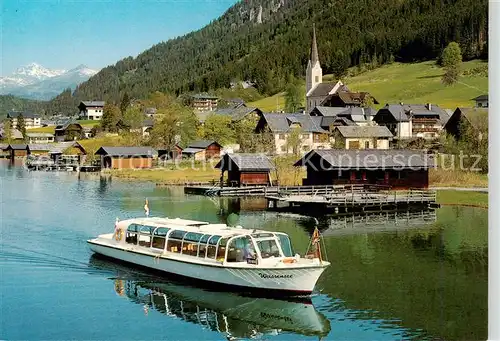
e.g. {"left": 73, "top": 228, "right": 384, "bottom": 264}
{"left": 5, "top": 144, "right": 30, "bottom": 159}
{"left": 215, "top": 153, "right": 275, "bottom": 187}
{"left": 95, "top": 146, "right": 156, "bottom": 169}
{"left": 294, "top": 149, "right": 434, "bottom": 189}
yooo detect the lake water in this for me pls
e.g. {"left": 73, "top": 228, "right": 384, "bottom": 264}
{"left": 0, "top": 162, "right": 487, "bottom": 340}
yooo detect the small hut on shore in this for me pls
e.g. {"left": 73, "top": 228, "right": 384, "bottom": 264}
{"left": 95, "top": 146, "right": 157, "bottom": 169}
{"left": 294, "top": 149, "right": 434, "bottom": 189}
{"left": 215, "top": 153, "right": 275, "bottom": 187}
{"left": 5, "top": 144, "right": 30, "bottom": 159}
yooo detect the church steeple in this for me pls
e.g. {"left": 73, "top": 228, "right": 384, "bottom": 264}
{"left": 311, "top": 23, "right": 319, "bottom": 66}
{"left": 306, "top": 24, "right": 323, "bottom": 108}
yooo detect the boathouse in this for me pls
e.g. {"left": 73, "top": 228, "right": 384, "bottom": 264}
{"left": 294, "top": 149, "right": 434, "bottom": 189}
{"left": 182, "top": 140, "right": 222, "bottom": 161}
{"left": 215, "top": 153, "right": 275, "bottom": 187}
{"left": 95, "top": 146, "right": 157, "bottom": 169}
{"left": 5, "top": 144, "right": 30, "bottom": 159}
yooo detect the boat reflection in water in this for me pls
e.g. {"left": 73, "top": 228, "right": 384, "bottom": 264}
{"left": 89, "top": 255, "right": 331, "bottom": 339}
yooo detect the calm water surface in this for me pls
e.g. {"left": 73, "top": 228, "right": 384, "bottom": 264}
{"left": 0, "top": 162, "right": 487, "bottom": 340}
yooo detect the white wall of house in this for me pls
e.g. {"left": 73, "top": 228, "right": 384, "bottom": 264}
{"left": 80, "top": 107, "right": 104, "bottom": 120}
{"left": 376, "top": 139, "right": 390, "bottom": 149}
{"left": 273, "top": 133, "right": 330, "bottom": 154}
{"left": 395, "top": 122, "right": 412, "bottom": 139}
{"left": 475, "top": 99, "right": 488, "bottom": 108}
{"left": 27, "top": 135, "right": 54, "bottom": 144}
{"left": 11, "top": 117, "right": 42, "bottom": 129}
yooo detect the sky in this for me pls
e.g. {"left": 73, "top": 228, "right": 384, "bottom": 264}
{"left": 1, "top": 0, "right": 238, "bottom": 76}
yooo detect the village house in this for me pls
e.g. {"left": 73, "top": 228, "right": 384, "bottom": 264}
{"left": 255, "top": 113, "right": 331, "bottom": 155}
{"left": 26, "top": 132, "right": 55, "bottom": 144}
{"left": 332, "top": 126, "right": 393, "bottom": 149}
{"left": 294, "top": 149, "right": 434, "bottom": 189}
{"left": 192, "top": 94, "right": 218, "bottom": 112}
{"left": 215, "top": 153, "right": 275, "bottom": 187}
{"left": 144, "top": 107, "right": 158, "bottom": 117}
{"left": 0, "top": 127, "right": 24, "bottom": 141}
{"left": 54, "top": 121, "right": 84, "bottom": 142}
{"left": 158, "top": 145, "right": 183, "bottom": 161}
{"left": 197, "top": 106, "right": 262, "bottom": 125}
{"left": 443, "top": 107, "right": 488, "bottom": 140}
{"left": 373, "top": 103, "right": 449, "bottom": 140}
{"left": 472, "top": 94, "right": 488, "bottom": 108}
{"left": 7, "top": 111, "right": 42, "bottom": 129}
{"left": 28, "top": 141, "right": 87, "bottom": 164}
{"left": 78, "top": 101, "right": 105, "bottom": 120}
{"left": 95, "top": 146, "right": 157, "bottom": 169}
{"left": 319, "top": 90, "right": 379, "bottom": 108}
{"left": 182, "top": 140, "right": 222, "bottom": 160}
{"left": 309, "top": 106, "right": 377, "bottom": 127}
{"left": 4, "top": 144, "right": 30, "bottom": 159}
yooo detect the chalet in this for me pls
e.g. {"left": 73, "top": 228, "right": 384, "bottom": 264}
{"left": 255, "top": 113, "right": 331, "bottom": 154}
{"left": 78, "top": 101, "right": 105, "bottom": 120}
{"left": 182, "top": 140, "right": 222, "bottom": 160}
{"left": 192, "top": 94, "right": 218, "bottom": 112}
{"left": 197, "top": 107, "right": 262, "bottom": 125}
{"left": 319, "top": 90, "right": 379, "bottom": 108}
{"left": 373, "top": 103, "right": 449, "bottom": 140}
{"left": 0, "top": 127, "right": 23, "bottom": 141}
{"left": 95, "top": 146, "right": 157, "bottom": 169}
{"left": 54, "top": 121, "right": 84, "bottom": 142}
{"left": 29, "top": 141, "right": 87, "bottom": 164}
{"left": 294, "top": 149, "right": 434, "bottom": 189}
{"left": 130, "top": 118, "right": 154, "bottom": 137}
{"left": 158, "top": 145, "right": 183, "bottom": 161}
{"left": 5, "top": 144, "right": 30, "bottom": 159}
{"left": 144, "top": 108, "right": 158, "bottom": 117}
{"left": 444, "top": 107, "right": 488, "bottom": 140}
{"left": 472, "top": 94, "right": 488, "bottom": 108}
{"left": 7, "top": 111, "right": 41, "bottom": 129}
{"left": 215, "top": 153, "right": 275, "bottom": 187}
{"left": 26, "top": 133, "right": 55, "bottom": 144}
{"left": 332, "top": 126, "right": 393, "bottom": 150}
{"left": 309, "top": 106, "right": 377, "bottom": 127}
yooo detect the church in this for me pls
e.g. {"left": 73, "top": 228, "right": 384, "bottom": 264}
{"left": 305, "top": 24, "right": 377, "bottom": 113}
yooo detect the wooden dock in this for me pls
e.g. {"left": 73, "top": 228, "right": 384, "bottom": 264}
{"left": 184, "top": 184, "right": 386, "bottom": 197}
{"left": 266, "top": 188, "right": 438, "bottom": 214}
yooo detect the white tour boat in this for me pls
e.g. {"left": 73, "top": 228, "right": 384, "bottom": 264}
{"left": 87, "top": 215, "right": 330, "bottom": 296}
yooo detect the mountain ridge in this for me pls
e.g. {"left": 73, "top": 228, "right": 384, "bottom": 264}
{"left": 0, "top": 63, "right": 98, "bottom": 100}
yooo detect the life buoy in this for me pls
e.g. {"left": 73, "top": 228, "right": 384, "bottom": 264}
{"left": 115, "top": 228, "right": 123, "bottom": 242}
{"left": 283, "top": 257, "right": 297, "bottom": 264}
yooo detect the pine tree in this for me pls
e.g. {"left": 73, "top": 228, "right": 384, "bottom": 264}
{"left": 284, "top": 76, "right": 302, "bottom": 113}
{"left": 120, "top": 92, "right": 131, "bottom": 114}
{"left": 101, "top": 104, "right": 121, "bottom": 132}
{"left": 3, "top": 119, "right": 12, "bottom": 143}
{"left": 441, "top": 42, "right": 462, "bottom": 85}
{"left": 16, "top": 114, "right": 26, "bottom": 139}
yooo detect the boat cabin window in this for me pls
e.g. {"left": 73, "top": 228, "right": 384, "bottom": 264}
{"left": 126, "top": 224, "right": 139, "bottom": 244}
{"left": 138, "top": 225, "right": 154, "bottom": 247}
{"left": 152, "top": 227, "right": 170, "bottom": 250}
{"left": 226, "top": 236, "right": 255, "bottom": 262}
{"left": 256, "top": 239, "right": 282, "bottom": 259}
{"left": 276, "top": 234, "right": 294, "bottom": 257}
{"left": 167, "top": 230, "right": 187, "bottom": 253}
{"left": 206, "top": 235, "right": 221, "bottom": 259}
{"left": 182, "top": 232, "right": 203, "bottom": 256}
{"left": 216, "top": 238, "right": 229, "bottom": 262}
{"left": 198, "top": 234, "right": 210, "bottom": 258}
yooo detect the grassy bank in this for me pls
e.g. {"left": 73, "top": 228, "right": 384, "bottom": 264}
{"left": 250, "top": 59, "right": 488, "bottom": 111}
{"left": 436, "top": 190, "right": 488, "bottom": 208}
{"left": 429, "top": 168, "right": 488, "bottom": 188}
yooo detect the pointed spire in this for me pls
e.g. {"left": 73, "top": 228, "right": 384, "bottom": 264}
{"left": 311, "top": 23, "right": 319, "bottom": 65}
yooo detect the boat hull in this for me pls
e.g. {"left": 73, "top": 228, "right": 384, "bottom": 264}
{"left": 88, "top": 241, "right": 327, "bottom": 296}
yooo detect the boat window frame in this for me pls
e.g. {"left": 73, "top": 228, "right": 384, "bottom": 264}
{"left": 274, "top": 232, "right": 294, "bottom": 257}
{"left": 197, "top": 234, "right": 211, "bottom": 258}
{"left": 181, "top": 232, "right": 204, "bottom": 256}
{"left": 225, "top": 234, "right": 256, "bottom": 263}
{"left": 165, "top": 228, "right": 187, "bottom": 254}
{"left": 137, "top": 224, "right": 155, "bottom": 248}
{"left": 251, "top": 233, "right": 285, "bottom": 259}
{"left": 151, "top": 226, "right": 170, "bottom": 251}
{"left": 206, "top": 235, "right": 222, "bottom": 260}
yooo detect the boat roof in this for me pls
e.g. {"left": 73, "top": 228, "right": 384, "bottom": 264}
{"left": 117, "top": 217, "right": 279, "bottom": 238}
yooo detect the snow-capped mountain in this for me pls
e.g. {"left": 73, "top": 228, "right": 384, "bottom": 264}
{"left": 0, "top": 63, "right": 98, "bottom": 100}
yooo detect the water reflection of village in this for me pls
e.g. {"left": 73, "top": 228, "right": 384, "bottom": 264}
{"left": 89, "top": 255, "right": 331, "bottom": 339}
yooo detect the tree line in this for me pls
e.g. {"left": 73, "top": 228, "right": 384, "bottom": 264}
{"left": 44, "top": 0, "right": 487, "bottom": 115}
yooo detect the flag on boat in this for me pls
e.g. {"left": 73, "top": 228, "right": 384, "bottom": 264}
{"left": 144, "top": 199, "right": 149, "bottom": 217}
{"left": 311, "top": 227, "right": 321, "bottom": 245}
{"left": 311, "top": 227, "right": 322, "bottom": 262}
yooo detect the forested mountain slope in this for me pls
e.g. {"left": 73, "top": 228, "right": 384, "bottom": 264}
{"left": 49, "top": 0, "right": 487, "bottom": 113}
